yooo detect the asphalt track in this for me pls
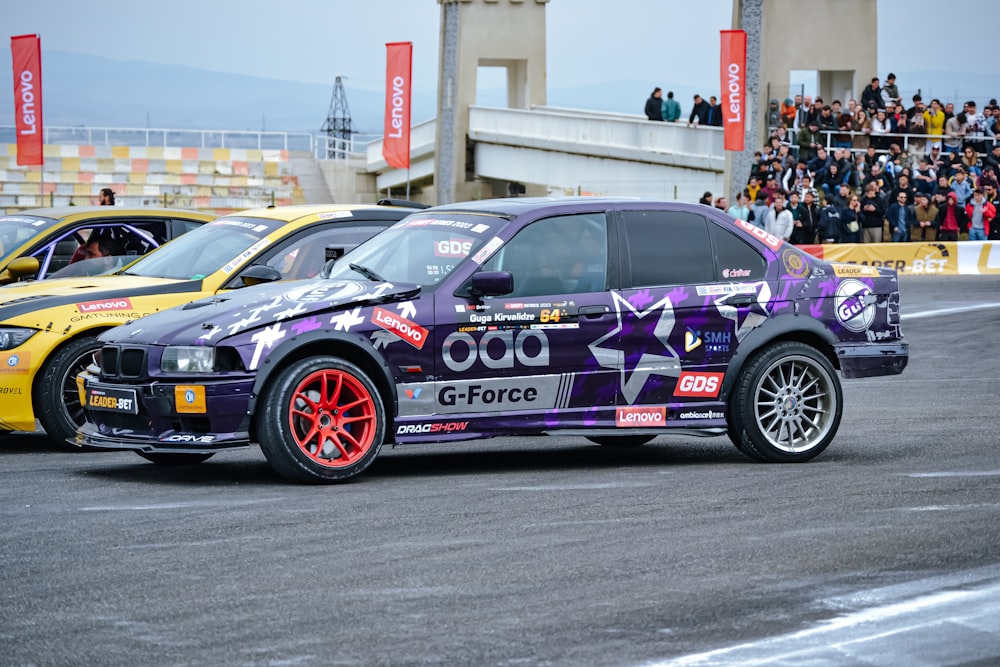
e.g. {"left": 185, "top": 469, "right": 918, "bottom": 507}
{"left": 1, "top": 274, "right": 999, "bottom": 667}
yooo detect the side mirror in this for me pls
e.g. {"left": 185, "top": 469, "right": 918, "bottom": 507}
{"left": 470, "top": 271, "right": 513, "bottom": 297}
{"left": 240, "top": 264, "right": 283, "bottom": 287}
{"left": 5, "top": 256, "right": 40, "bottom": 282}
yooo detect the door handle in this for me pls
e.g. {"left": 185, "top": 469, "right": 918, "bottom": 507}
{"left": 724, "top": 294, "right": 754, "bottom": 307}
{"left": 579, "top": 305, "right": 611, "bottom": 319}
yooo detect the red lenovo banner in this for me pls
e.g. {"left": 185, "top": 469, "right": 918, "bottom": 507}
{"left": 719, "top": 30, "right": 746, "bottom": 152}
{"left": 383, "top": 41, "right": 413, "bottom": 170}
{"left": 11, "top": 34, "right": 44, "bottom": 166}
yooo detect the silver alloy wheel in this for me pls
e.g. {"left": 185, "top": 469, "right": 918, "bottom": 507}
{"left": 750, "top": 353, "right": 837, "bottom": 453}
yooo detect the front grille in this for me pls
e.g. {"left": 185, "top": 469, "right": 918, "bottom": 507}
{"left": 100, "top": 346, "right": 118, "bottom": 376}
{"left": 100, "top": 345, "right": 149, "bottom": 380}
{"left": 120, "top": 349, "right": 146, "bottom": 377}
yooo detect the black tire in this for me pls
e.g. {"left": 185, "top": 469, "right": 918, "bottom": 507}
{"left": 729, "top": 341, "right": 842, "bottom": 463}
{"left": 136, "top": 452, "right": 214, "bottom": 465}
{"left": 586, "top": 435, "right": 656, "bottom": 447}
{"left": 34, "top": 336, "right": 103, "bottom": 447}
{"left": 256, "top": 356, "right": 386, "bottom": 483}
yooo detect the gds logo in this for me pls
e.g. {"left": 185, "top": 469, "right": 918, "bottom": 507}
{"left": 673, "top": 371, "right": 724, "bottom": 397}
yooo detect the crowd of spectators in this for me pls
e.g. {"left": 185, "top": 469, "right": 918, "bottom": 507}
{"left": 647, "top": 75, "right": 1000, "bottom": 244}
{"left": 740, "top": 74, "right": 999, "bottom": 244}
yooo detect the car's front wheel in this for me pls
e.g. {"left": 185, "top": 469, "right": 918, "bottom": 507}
{"left": 34, "top": 336, "right": 104, "bottom": 447}
{"left": 730, "top": 342, "right": 842, "bottom": 463}
{"left": 257, "top": 356, "right": 385, "bottom": 483}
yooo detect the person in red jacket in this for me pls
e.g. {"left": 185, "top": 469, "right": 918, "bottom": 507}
{"left": 935, "top": 192, "right": 969, "bottom": 241}
{"left": 964, "top": 188, "right": 996, "bottom": 241}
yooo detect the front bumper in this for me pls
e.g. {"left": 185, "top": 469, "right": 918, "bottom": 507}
{"left": 836, "top": 341, "right": 909, "bottom": 378}
{"left": 75, "top": 369, "right": 255, "bottom": 451}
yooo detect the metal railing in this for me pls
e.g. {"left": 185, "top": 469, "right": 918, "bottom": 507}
{"left": 0, "top": 125, "right": 379, "bottom": 160}
{"left": 769, "top": 127, "right": 997, "bottom": 158}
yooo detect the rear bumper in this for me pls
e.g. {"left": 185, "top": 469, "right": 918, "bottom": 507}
{"left": 836, "top": 341, "right": 909, "bottom": 378}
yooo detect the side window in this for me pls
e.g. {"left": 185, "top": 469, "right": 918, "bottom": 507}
{"left": 264, "top": 224, "right": 390, "bottom": 280}
{"left": 482, "top": 213, "right": 608, "bottom": 297}
{"left": 709, "top": 223, "right": 767, "bottom": 281}
{"left": 620, "top": 210, "right": 714, "bottom": 287}
{"left": 171, "top": 218, "right": 205, "bottom": 238}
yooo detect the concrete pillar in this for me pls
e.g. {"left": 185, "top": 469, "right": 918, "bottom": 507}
{"left": 727, "top": 0, "right": 876, "bottom": 194}
{"left": 435, "top": 0, "right": 549, "bottom": 204}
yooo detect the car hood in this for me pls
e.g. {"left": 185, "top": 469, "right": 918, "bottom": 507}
{"left": 103, "top": 278, "right": 422, "bottom": 346}
{"left": 0, "top": 275, "right": 196, "bottom": 321}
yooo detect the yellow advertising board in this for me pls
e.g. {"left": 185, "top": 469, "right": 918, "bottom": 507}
{"left": 803, "top": 241, "right": 1000, "bottom": 276}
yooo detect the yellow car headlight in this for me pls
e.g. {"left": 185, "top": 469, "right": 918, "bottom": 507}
{"left": 0, "top": 327, "right": 37, "bottom": 350}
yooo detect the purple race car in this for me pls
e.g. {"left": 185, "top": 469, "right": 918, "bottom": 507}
{"left": 76, "top": 197, "right": 908, "bottom": 483}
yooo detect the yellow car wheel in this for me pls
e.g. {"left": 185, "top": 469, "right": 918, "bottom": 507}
{"left": 34, "top": 336, "right": 103, "bottom": 448}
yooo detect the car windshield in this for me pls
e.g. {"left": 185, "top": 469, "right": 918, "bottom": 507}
{"left": 325, "top": 213, "right": 506, "bottom": 290}
{"left": 0, "top": 215, "right": 55, "bottom": 265}
{"left": 121, "top": 216, "right": 286, "bottom": 280}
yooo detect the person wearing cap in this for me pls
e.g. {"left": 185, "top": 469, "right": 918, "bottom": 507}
{"left": 913, "top": 192, "right": 939, "bottom": 241}
{"left": 934, "top": 191, "right": 968, "bottom": 241}
{"left": 860, "top": 77, "right": 885, "bottom": 114}
{"left": 780, "top": 97, "right": 797, "bottom": 128}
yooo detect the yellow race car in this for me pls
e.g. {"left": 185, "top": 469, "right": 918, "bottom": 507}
{"left": 0, "top": 202, "right": 422, "bottom": 445}
{"left": 0, "top": 206, "right": 215, "bottom": 284}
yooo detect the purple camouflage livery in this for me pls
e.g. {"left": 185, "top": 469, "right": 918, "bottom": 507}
{"left": 76, "top": 198, "right": 908, "bottom": 483}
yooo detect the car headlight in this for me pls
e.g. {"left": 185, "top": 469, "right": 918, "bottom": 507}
{"left": 161, "top": 346, "right": 216, "bottom": 373}
{"left": 0, "top": 327, "right": 37, "bottom": 350}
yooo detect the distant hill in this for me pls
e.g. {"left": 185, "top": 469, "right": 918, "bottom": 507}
{"left": 2, "top": 50, "right": 1000, "bottom": 135}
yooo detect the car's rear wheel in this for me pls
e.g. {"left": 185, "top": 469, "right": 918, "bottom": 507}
{"left": 257, "top": 356, "right": 385, "bottom": 483}
{"left": 730, "top": 342, "right": 842, "bottom": 463}
{"left": 586, "top": 435, "right": 656, "bottom": 447}
{"left": 34, "top": 336, "right": 103, "bottom": 448}
{"left": 136, "top": 452, "right": 214, "bottom": 465}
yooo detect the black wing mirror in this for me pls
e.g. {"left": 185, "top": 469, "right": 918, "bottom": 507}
{"left": 470, "top": 271, "right": 513, "bottom": 297}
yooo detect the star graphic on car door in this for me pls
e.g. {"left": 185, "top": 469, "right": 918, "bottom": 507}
{"left": 588, "top": 291, "right": 681, "bottom": 405}
{"left": 712, "top": 281, "right": 772, "bottom": 341}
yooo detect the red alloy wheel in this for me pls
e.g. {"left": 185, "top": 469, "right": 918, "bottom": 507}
{"left": 287, "top": 369, "right": 377, "bottom": 468}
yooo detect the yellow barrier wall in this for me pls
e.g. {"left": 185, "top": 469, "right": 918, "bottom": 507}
{"left": 801, "top": 242, "right": 1000, "bottom": 276}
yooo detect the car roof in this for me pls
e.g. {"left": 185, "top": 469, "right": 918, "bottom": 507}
{"left": 12, "top": 206, "right": 216, "bottom": 221}
{"left": 425, "top": 197, "right": 711, "bottom": 218}
{"left": 231, "top": 203, "right": 419, "bottom": 223}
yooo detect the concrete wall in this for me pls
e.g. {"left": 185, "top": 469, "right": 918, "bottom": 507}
{"left": 317, "top": 157, "right": 379, "bottom": 204}
{"left": 752, "top": 0, "right": 877, "bottom": 147}
{"left": 435, "top": 0, "right": 549, "bottom": 204}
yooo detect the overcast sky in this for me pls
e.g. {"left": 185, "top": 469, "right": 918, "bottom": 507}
{"left": 7, "top": 0, "right": 986, "bottom": 96}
